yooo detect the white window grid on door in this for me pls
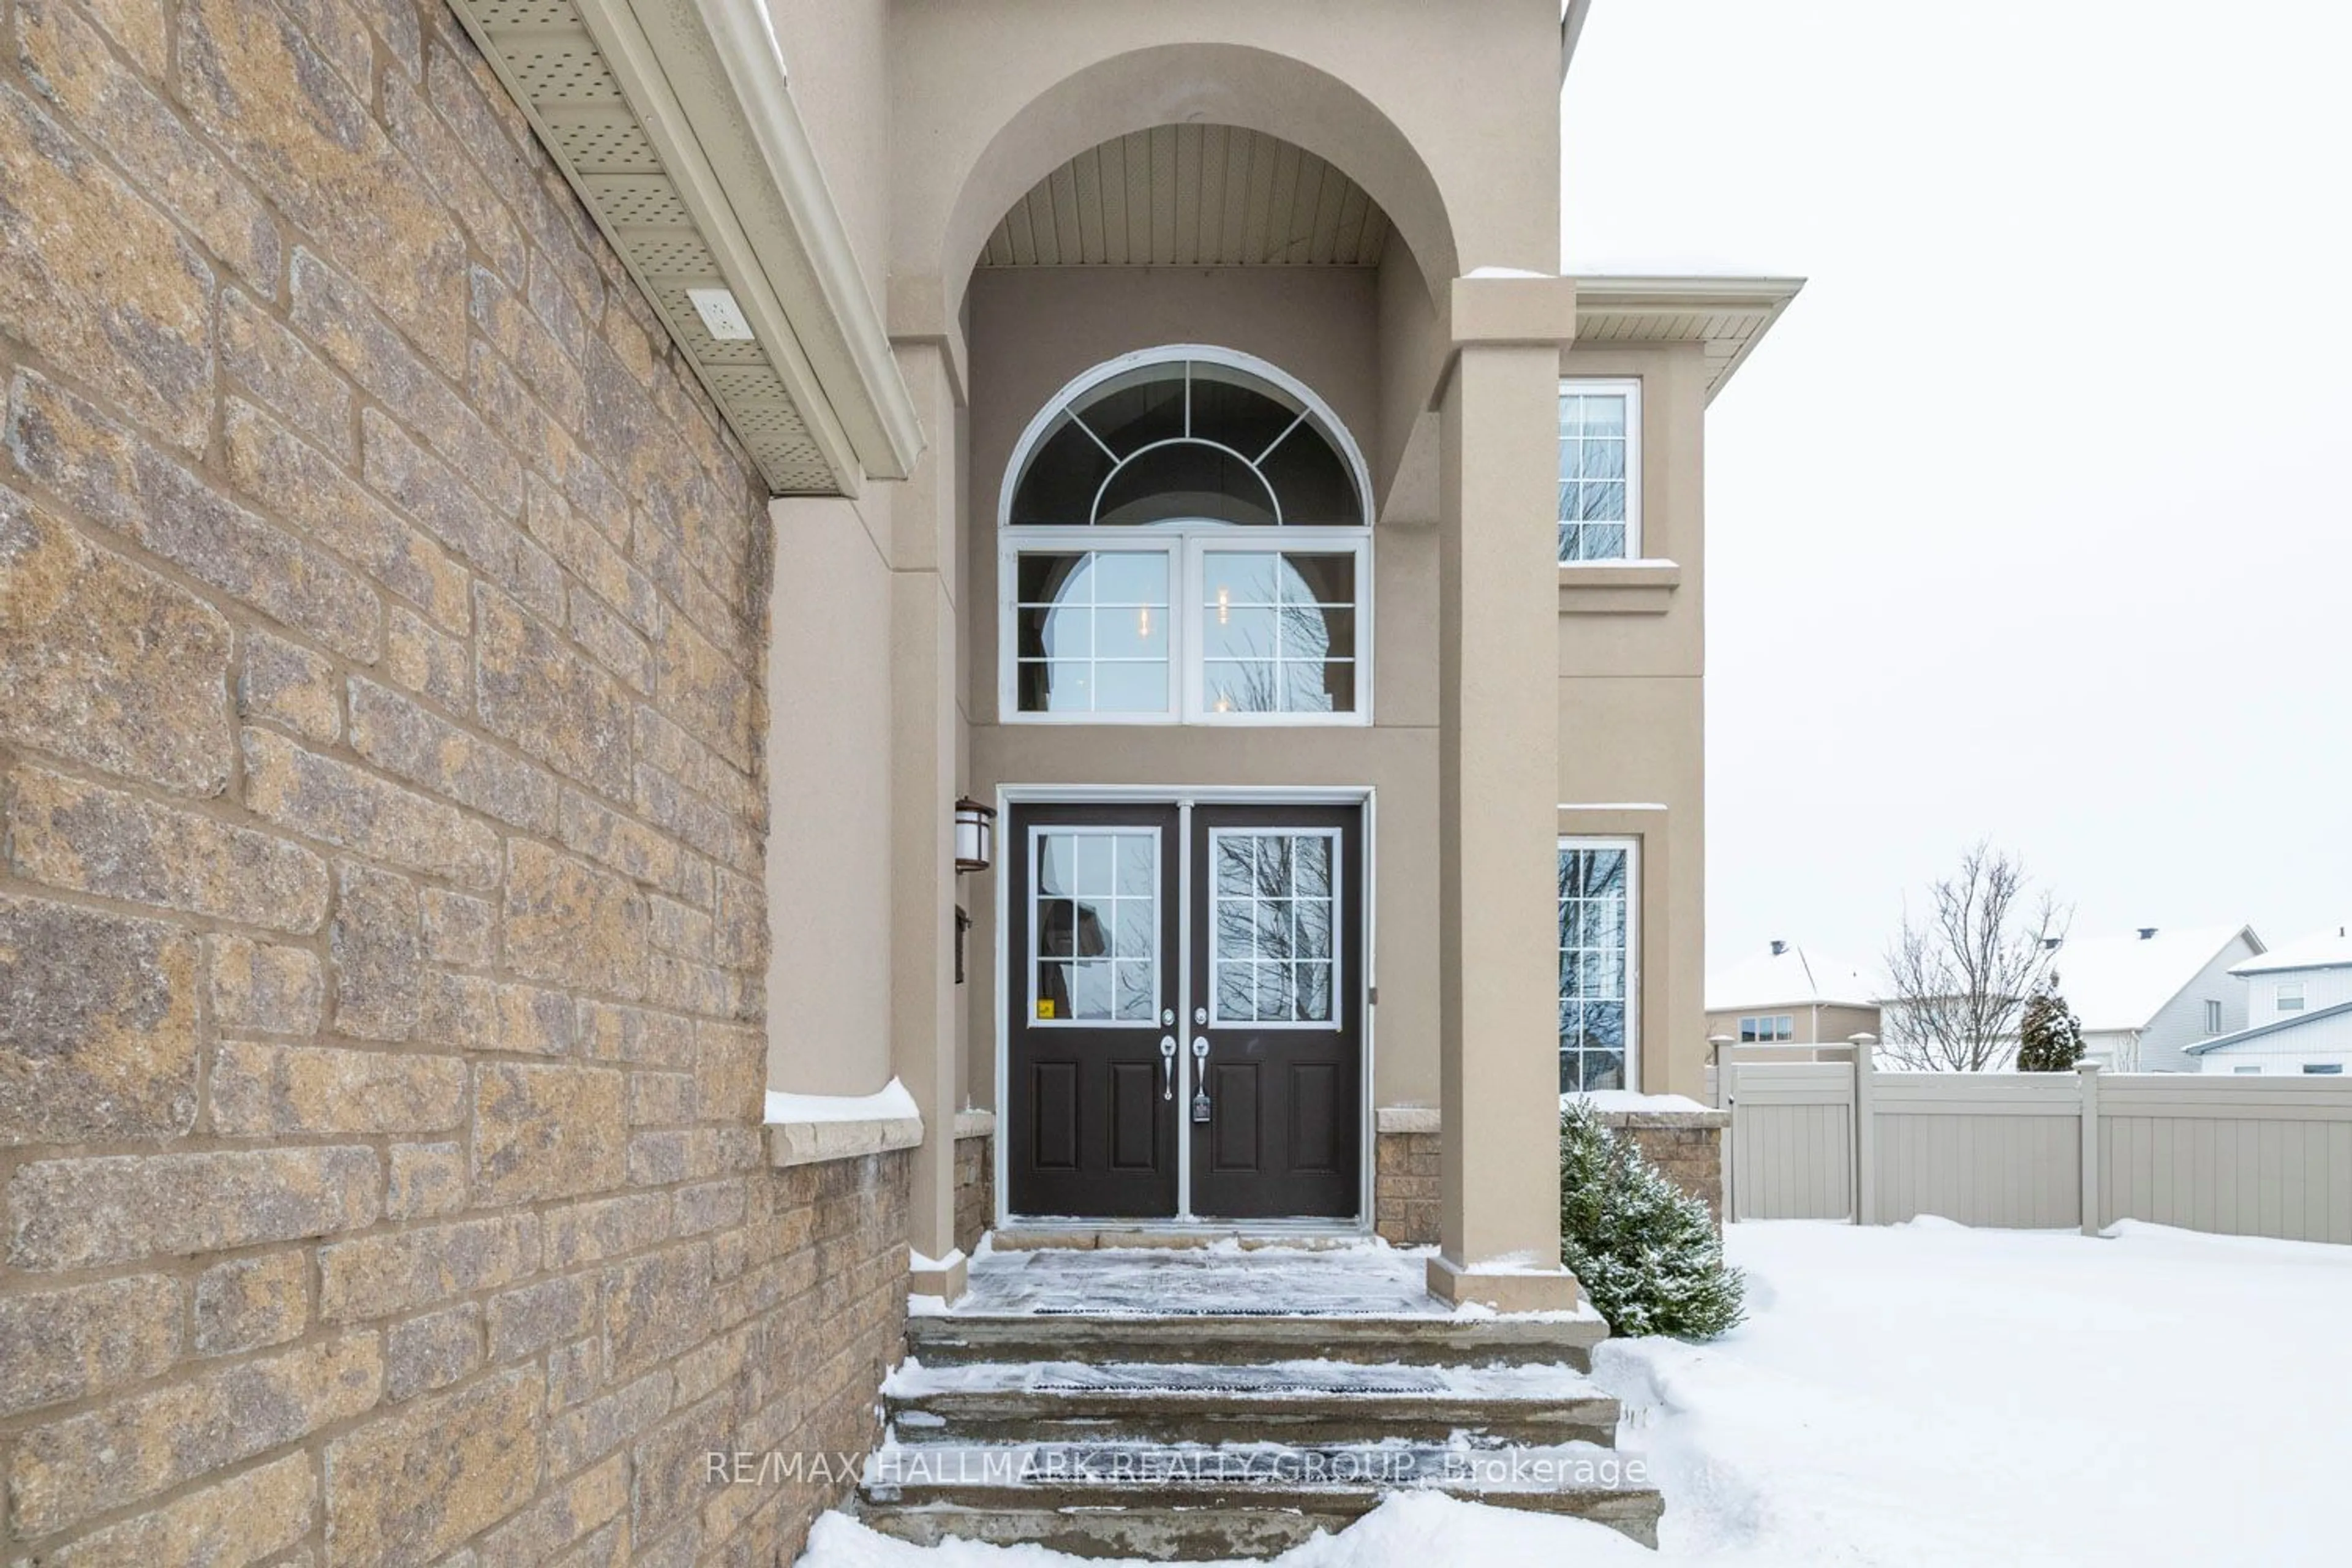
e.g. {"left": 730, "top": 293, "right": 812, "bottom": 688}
{"left": 1026, "top": 825, "right": 1162, "bottom": 1028}
{"left": 1206, "top": 826, "right": 1342, "bottom": 1030}
{"left": 998, "top": 529, "right": 1371, "bottom": 726}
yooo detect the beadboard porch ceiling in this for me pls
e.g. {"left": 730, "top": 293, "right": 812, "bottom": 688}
{"left": 978, "top": 125, "right": 1395, "bottom": 270}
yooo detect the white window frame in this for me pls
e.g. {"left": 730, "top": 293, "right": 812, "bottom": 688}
{"left": 1739, "top": 1014, "right": 1795, "bottom": 1044}
{"left": 2233, "top": 1065, "right": 2263, "bottom": 1075}
{"left": 2278, "top": 979, "right": 2306, "bottom": 1013}
{"left": 1556, "top": 376, "right": 1642, "bottom": 562}
{"left": 2303, "top": 1063, "right": 2343, "bottom": 1076}
{"left": 998, "top": 345, "right": 1376, "bottom": 729}
{"left": 1023, "top": 822, "right": 1164, "bottom": 1030}
{"left": 2204, "top": 998, "right": 2225, "bottom": 1035}
{"left": 1557, "top": 835, "right": 1641, "bottom": 1093}
{"left": 999, "top": 529, "right": 1373, "bottom": 727}
{"left": 1204, "top": 826, "right": 1345, "bottom": 1031}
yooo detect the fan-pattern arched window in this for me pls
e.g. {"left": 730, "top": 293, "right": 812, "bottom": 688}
{"left": 1000, "top": 350, "right": 1371, "bottom": 725}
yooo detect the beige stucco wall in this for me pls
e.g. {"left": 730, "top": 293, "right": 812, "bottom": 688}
{"left": 756, "top": 1, "right": 1721, "bottom": 1263}
{"left": 883, "top": 0, "right": 1563, "bottom": 309}
{"left": 1557, "top": 342, "right": 1711, "bottom": 1100}
{"left": 767, "top": 492, "right": 899, "bottom": 1094}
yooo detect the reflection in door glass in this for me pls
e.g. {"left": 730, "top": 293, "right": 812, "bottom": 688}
{"left": 1210, "top": 831, "right": 1336, "bottom": 1024}
{"left": 1034, "top": 829, "right": 1158, "bottom": 1023}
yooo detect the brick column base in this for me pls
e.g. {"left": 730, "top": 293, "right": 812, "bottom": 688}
{"left": 1597, "top": 1109, "right": 1730, "bottom": 1230}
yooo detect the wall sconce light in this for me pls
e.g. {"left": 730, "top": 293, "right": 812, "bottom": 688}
{"left": 954, "top": 796, "right": 997, "bottom": 874}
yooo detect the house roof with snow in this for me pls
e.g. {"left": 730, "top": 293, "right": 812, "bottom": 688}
{"left": 1706, "top": 944, "right": 1879, "bottom": 1012}
{"left": 2231, "top": 924, "right": 2352, "bottom": 978}
{"left": 2185, "top": 1000, "right": 2352, "bottom": 1055}
{"left": 2045, "top": 924, "right": 2263, "bottom": 1035}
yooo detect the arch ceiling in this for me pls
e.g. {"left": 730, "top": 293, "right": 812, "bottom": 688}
{"left": 932, "top": 43, "right": 1456, "bottom": 305}
{"left": 978, "top": 127, "right": 1393, "bottom": 270}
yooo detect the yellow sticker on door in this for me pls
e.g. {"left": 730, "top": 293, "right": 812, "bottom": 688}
{"left": 1037, "top": 999, "right": 1055, "bottom": 1019}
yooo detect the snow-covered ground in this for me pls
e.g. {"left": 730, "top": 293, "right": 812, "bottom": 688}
{"left": 801, "top": 1219, "right": 2352, "bottom": 1566}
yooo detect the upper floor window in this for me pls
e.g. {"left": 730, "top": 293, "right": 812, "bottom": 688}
{"left": 1740, "top": 1014, "right": 1795, "bottom": 1043}
{"left": 1001, "top": 349, "right": 1371, "bottom": 725}
{"left": 2278, "top": 980, "right": 2306, "bottom": 1013}
{"left": 1557, "top": 378, "right": 1640, "bottom": 562}
{"left": 2204, "top": 998, "right": 2225, "bottom": 1035}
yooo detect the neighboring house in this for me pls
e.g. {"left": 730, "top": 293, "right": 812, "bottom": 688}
{"left": 2048, "top": 925, "right": 2265, "bottom": 1072}
{"left": 1706, "top": 941, "right": 1881, "bottom": 1045}
{"left": 2188, "top": 925, "right": 2352, "bottom": 1076}
{"left": 0, "top": 1, "right": 1798, "bottom": 1560}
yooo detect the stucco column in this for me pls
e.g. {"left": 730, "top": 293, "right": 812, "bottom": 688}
{"left": 1430, "top": 276, "right": 1581, "bottom": 1311}
{"left": 890, "top": 341, "right": 968, "bottom": 1301}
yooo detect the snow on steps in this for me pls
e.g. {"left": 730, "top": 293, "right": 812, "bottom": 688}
{"left": 882, "top": 1357, "right": 1623, "bottom": 1447}
{"left": 854, "top": 1438, "right": 1660, "bottom": 1558}
{"left": 904, "top": 1306, "right": 1610, "bottom": 1371}
{"left": 861, "top": 1243, "right": 1657, "bottom": 1559}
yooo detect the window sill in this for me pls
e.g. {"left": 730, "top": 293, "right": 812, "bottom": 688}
{"left": 1558, "top": 558, "right": 1681, "bottom": 616}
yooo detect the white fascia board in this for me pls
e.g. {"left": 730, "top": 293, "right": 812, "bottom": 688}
{"left": 578, "top": 0, "right": 922, "bottom": 486}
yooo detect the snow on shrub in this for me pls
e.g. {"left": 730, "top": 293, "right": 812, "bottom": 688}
{"left": 1558, "top": 1099, "right": 1744, "bottom": 1340}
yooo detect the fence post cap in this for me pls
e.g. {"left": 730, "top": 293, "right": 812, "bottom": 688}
{"left": 1848, "top": 1032, "right": 1879, "bottom": 1046}
{"left": 2075, "top": 1059, "right": 2103, "bottom": 1075}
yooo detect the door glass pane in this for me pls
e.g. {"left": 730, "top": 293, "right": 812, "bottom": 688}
{"left": 1033, "top": 829, "right": 1158, "bottom": 1024}
{"left": 1210, "top": 829, "right": 1340, "bottom": 1025}
{"left": 1016, "top": 551, "right": 1171, "bottom": 714}
{"left": 1199, "top": 552, "right": 1357, "bottom": 715}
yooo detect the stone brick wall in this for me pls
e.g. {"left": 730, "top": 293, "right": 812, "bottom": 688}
{"left": 1602, "top": 1110, "right": 1729, "bottom": 1229}
{"left": 1376, "top": 1110, "right": 1727, "bottom": 1246}
{"left": 953, "top": 1132, "right": 993, "bottom": 1259}
{"left": 0, "top": 2, "right": 904, "bottom": 1561}
{"left": 1374, "top": 1126, "right": 1441, "bottom": 1246}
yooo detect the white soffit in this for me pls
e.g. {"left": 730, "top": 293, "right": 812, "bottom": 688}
{"left": 980, "top": 126, "right": 1393, "bottom": 269}
{"left": 1572, "top": 276, "right": 1806, "bottom": 402}
{"left": 443, "top": 0, "right": 921, "bottom": 495}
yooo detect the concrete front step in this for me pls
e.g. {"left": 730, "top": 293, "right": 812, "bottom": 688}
{"left": 853, "top": 1440, "right": 1662, "bottom": 1558}
{"left": 905, "top": 1308, "right": 1609, "bottom": 1371}
{"left": 885, "top": 1357, "right": 1622, "bottom": 1447}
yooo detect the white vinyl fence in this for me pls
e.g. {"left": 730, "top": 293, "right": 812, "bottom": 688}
{"left": 1712, "top": 1042, "right": 2352, "bottom": 1244}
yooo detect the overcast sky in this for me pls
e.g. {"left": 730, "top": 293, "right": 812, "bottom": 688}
{"left": 1561, "top": 0, "right": 2352, "bottom": 978}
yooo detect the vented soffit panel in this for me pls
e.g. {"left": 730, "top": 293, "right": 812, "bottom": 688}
{"left": 1572, "top": 276, "right": 1806, "bottom": 404}
{"left": 444, "top": 0, "right": 921, "bottom": 496}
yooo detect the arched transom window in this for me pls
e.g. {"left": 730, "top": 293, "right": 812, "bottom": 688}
{"left": 1000, "top": 349, "right": 1371, "bottom": 725}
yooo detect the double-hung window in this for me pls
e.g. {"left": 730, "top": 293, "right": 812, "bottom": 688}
{"left": 1001, "top": 350, "right": 1372, "bottom": 725}
{"left": 1557, "top": 378, "right": 1640, "bottom": 562}
{"left": 2278, "top": 980, "right": 2306, "bottom": 1014}
{"left": 1558, "top": 838, "right": 1638, "bottom": 1091}
{"left": 1740, "top": 1015, "right": 1795, "bottom": 1044}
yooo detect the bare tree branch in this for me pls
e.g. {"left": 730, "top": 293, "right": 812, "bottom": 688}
{"left": 1882, "top": 842, "right": 2071, "bottom": 1071}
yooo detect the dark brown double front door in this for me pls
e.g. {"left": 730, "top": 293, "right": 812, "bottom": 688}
{"left": 1005, "top": 801, "right": 1364, "bottom": 1221}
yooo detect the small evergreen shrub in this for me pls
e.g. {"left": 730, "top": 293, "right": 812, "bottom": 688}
{"left": 1559, "top": 1100, "right": 1745, "bottom": 1340}
{"left": 2016, "top": 976, "right": 2086, "bottom": 1071}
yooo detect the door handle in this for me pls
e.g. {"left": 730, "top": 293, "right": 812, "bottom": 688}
{"left": 1189, "top": 1036, "right": 1212, "bottom": 1123}
{"left": 1159, "top": 1036, "right": 1177, "bottom": 1101}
